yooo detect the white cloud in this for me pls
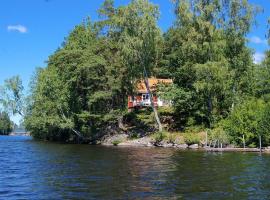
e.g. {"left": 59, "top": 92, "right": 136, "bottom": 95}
{"left": 250, "top": 36, "right": 268, "bottom": 45}
{"left": 253, "top": 52, "right": 265, "bottom": 64}
{"left": 7, "top": 25, "right": 28, "bottom": 33}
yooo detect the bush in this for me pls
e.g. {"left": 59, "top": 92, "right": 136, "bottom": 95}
{"left": 258, "top": 103, "right": 270, "bottom": 146}
{"left": 184, "top": 132, "right": 201, "bottom": 145}
{"left": 208, "top": 126, "right": 229, "bottom": 147}
{"left": 151, "top": 131, "right": 185, "bottom": 144}
{"left": 152, "top": 131, "right": 167, "bottom": 143}
{"left": 166, "top": 133, "right": 176, "bottom": 143}
{"left": 129, "top": 132, "right": 140, "bottom": 139}
{"left": 223, "top": 98, "right": 268, "bottom": 147}
{"left": 174, "top": 135, "right": 185, "bottom": 145}
{"left": 112, "top": 140, "right": 122, "bottom": 146}
{"left": 158, "top": 107, "right": 174, "bottom": 115}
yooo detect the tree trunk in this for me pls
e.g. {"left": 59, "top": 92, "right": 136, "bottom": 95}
{"left": 118, "top": 115, "right": 127, "bottom": 131}
{"left": 231, "top": 85, "right": 236, "bottom": 110}
{"left": 143, "top": 67, "right": 163, "bottom": 132}
{"left": 71, "top": 128, "right": 84, "bottom": 139}
{"left": 207, "top": 96, "right": 213, "bottom": 127}
{"left": 59, "top": 107, "right": 85, "bottom": 140}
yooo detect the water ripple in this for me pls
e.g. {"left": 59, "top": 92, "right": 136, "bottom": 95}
{"left": 0, "top": 136, "right": 270, "bottom": 199}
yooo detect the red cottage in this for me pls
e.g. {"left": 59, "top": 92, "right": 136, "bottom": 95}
{"left": 128, "top": 78, "right": 173, "bottom": 111}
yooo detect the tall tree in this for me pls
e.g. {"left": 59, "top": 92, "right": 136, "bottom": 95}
{"left": 0, "top": 111, "right": 13, "bottom": 135}
{"left": 0, "top": 76, "right": 25, "bottom": 116}
{"left": 25, "top": 18, "right": 127, "bottom": 141}
{"left": 109, "top": 0, "right": 163, "bottom": 131}
{"left": 163, "top": 0, "right": 258, "bottom": 127}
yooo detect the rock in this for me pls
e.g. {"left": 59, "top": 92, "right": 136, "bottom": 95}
{"left": 265, "top": 147, "right": 270, "bottom": 152}
{"left": 154, "top": 141, "right": 174, "bottom": 148}
{"left": 102, "top": 143, "right": 113, "bottom": 146}
{"left": 189, "top": 144, "right": 199, "bottom": 149}
{"left": 147, "top": 142, "right": 154, "bottom": 147}
{"left": 117, "top": 142, "right": 130, "bottom": 146}
{"left": 175, "top": 144, "right": 188, "bottom": 149}
{"left": 101, "top": 134, "right": 128, "bottom": 145}
{"left": 133, "top": 137, "right": 150, "bottom": 146}
{"left": 162, "top": 143, "right": 174, "bottom": 148}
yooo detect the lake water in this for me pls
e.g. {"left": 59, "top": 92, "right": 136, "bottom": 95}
{"left": 0, "top": 136, "right": 270, "bottom": 199}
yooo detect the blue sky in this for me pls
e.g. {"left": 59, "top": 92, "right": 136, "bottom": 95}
{"left": 0, "top": 0, "right": 269, "bottom": 123}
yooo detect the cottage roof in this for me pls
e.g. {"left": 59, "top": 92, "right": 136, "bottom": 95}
{"left": 136, "top": 77, "right": 173, "bottom": 93}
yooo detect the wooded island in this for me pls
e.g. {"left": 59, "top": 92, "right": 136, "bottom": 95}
{"left": 1, "top": 0, "right": 270, "bottom": 149}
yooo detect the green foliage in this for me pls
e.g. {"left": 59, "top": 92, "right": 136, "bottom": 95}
{"left": 25, "top": 19, "right": 126, "bottom": 141}
{"left": 25, "top": 0, "right": 162, "bottom": 141}
{"left": 20, "top": 0, "right": 270, "bottom": 147}
{"left": 161, "top": 0, "right": 259, "bottom": 129}
{"left": 112, "top": 140, "right": 122, "bottom": 146}
{"left": 129, "top": 132, "right": 140, "bottom": 139}
{"left": 152, "top": 131, "right": 167, "bottom": 143}
{"left": 208, "top": 126, "right": 230, "bottom": 146}
{"left": 0, "top": 112, "right": 13, "bottom": 135}
{"left": 0, "top": 76, "right": 25, "bottom": 116}
{"left": 222, "top": 98, "right": 270, "bottom": 147}
{"left": 166, "top": 133, "right": 177, "bottom": 143}
{"left": 258, "top": 103, "right": 270, "bottom": 145}
{"left": 183, "top": 132, "right": 201, "bottom": 145}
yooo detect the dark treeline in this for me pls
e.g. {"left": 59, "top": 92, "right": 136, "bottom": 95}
{"left": 19, "top": 0, "right": 270, "bottom": 147}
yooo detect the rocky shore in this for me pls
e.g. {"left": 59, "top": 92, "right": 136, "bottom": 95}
{"left": 100, "top": 133, "right": 270, "bottom": 152}
{"left": 101, "top": 133, "right": 194, "bottom": 148}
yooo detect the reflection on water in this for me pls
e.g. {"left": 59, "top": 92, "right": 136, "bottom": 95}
{"left": 0, "top": 136, "right": 270, "bottom": 199}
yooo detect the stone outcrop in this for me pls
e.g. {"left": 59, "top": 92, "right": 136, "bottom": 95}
{"left": 188, "top": 144, "right": 199, "bottom": 149}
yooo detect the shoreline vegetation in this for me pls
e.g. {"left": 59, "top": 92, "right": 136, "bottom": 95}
{"left": 2, "top": 0, "right": 270, "bottom": 150}
{"left": 4, "top": 133, "right": 270, "bottom": 153}
{"left": 99, "top": 131, "right": 270, "bottom": 153}
{"left": 7, "top": 133, "right": 270, "bottom": 153}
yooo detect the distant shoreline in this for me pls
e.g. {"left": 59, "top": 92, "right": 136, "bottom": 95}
{"left": 9, "top": 132, "right": 31, "bottom": 137}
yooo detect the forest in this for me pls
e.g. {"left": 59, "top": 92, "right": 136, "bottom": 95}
{"left": 1, "top": 0, "right": 270, "bottom": 148}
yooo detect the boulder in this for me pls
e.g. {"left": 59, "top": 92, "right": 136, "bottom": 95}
{"left": 175, "top": 144, "right": 188, "bottom": 149}
{"left": 102, "top": 134, "right": 128, "bottom": 145}
{"left": 163, "top": 143, "right": 174, "bottom": 148}
{"left": 189, "top": 144, "right": 199, "bottom": 149}
{"left": 147, "top": 142, "right": 154, "bottom": 147}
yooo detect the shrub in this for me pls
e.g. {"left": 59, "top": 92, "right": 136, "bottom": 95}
{"left": 169, "top": 133, "right": 185, "bottom": 144}
{"left": 184, "top": 132, "right": 200, "bottom": 145}
{"left": 208, "top": 126, "right": 230, "bottom": 147}
{"left": 258, "top": 103, "right": 270, "bottom": 146}
{"left": 223, "top": 98, "right": 268, "bottom": 147}
{"left": 112, "top": 140, "right": 122, "bottom": 146}
{"left": 166, "top": 133, "right": 176, "bottom": 143}
{"left": 158, "top": 107, "right": 174, "bottom": 115}
{"left": 152, "top": 131, "right": 167, "bottom": 143}
{"left": 129, "top": 132, "right": 140, "bottom": 139}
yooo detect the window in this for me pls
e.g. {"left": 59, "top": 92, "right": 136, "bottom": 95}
{"left": 142, "top": 94, "right": 149, "bottom": 101}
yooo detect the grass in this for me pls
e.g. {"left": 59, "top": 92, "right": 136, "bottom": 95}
{"left": 151, "top": 131, "right": 167, "bottom": 143}
{"left": 150, "top": 130, "right": 205, "bottom": 145}
{"left": 183, "top": 132, "right": 201, "bottom": 145}
{"left": 151, "top": 131, "right": 185, "bottom": 144}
